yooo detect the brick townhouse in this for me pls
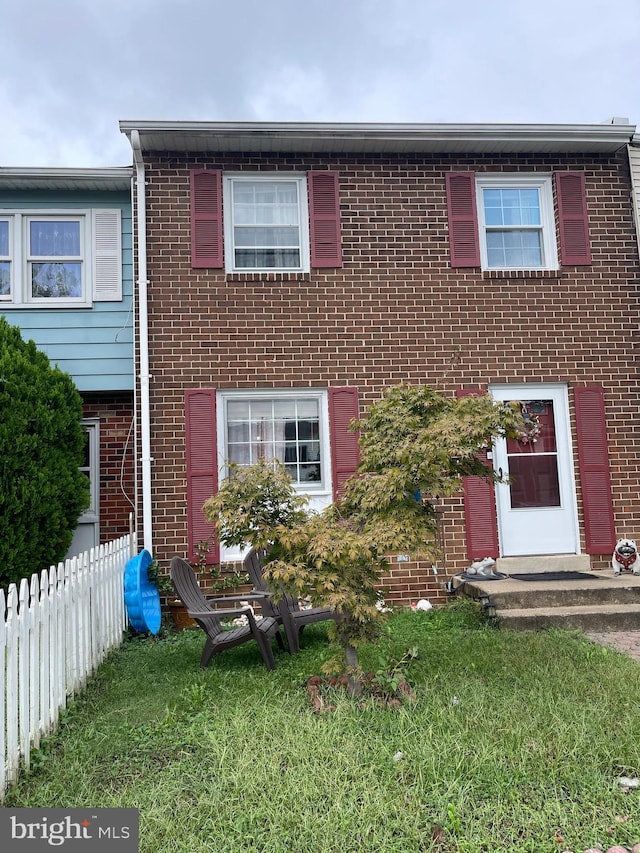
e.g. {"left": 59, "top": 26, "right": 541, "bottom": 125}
{"left": 120, "top": 120, "right": 639, "bottom": 603}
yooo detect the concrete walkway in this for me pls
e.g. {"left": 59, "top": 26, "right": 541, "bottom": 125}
{"left": 585, "top": 630, "right": 640, "bottom": 661}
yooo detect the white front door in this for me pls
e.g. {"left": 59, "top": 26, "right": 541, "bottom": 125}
{"left": 490, "top": 384, "right": 578, "bottom": 556}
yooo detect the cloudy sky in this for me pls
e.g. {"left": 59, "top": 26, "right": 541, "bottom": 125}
{"left": 1, "top": 0, "right": 638, "bottom": 168}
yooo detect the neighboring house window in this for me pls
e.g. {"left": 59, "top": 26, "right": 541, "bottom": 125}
{"left": 223, "top": 174, "right": 310, "bottom": 273}
{"left": 27, "top": 216, "right": 84, "bottom": 300}
{"left": 0, "top": 218, "right": 10, "bottom": 296}
{"left": 476, "top": 175, "right": 557, "bottom": 270}
{"left": 218, "top": 390, "right": 327, "bottom": 489}
{"left": 190, "top": 169, "right": 342, "bottom": 270}
{"left": 0, "top": 209, "right": 122, "bottom": 307}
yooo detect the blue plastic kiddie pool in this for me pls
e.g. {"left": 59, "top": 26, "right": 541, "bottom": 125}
{"left": 124, "top": 549, "right": 161, "bottom": 635}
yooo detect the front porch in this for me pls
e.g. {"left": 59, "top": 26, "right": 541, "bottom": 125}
{"left": 455, "top": 555, "right": 640, "bottom": 631}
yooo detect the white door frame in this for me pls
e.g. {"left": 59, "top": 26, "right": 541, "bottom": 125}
{"left": 66, "top": 419, "right": 100, "bottom": 558}
{"left": 490, "top": 383, "right": 580, "bottom": 556}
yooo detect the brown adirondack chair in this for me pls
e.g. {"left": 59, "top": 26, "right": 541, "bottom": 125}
{"left": 170, "top": 556, "right": 284, "bottom": 670}
{"left": 243, "top": 549, "right": 338, "bottom": 654}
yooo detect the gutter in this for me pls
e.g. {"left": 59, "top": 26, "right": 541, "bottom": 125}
{"left": 130, "top": 130, "right": 153, "bottom": 554}
{"left": 119, "top": 119, "right": 636, "bottom": 155}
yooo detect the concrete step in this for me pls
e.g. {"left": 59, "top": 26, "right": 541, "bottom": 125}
{"left": 464, "top": 577, "right": 640, "bottom": 610}
{"left": 498, "top": 603, "right": 640, "bottom": 632}
{"left": 457, "top": 563, "right": 640, "bottom": 632}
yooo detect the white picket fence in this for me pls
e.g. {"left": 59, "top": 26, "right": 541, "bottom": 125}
{"left": 0, "top": 532, "right": 135, "bottom": 800}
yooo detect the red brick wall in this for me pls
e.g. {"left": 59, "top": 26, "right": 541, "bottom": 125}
{"left": 138, "top": 150, "right": 640, "bottom": 604}
{"left": 81, "top": 394, "right": 136, "bottom": 543}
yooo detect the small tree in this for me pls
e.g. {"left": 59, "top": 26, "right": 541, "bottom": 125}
{"left": 0, "top": 318, "right": 90, "bottom": 587}
{"left": 204, "top": 385, "right": 522, "bottom": 696}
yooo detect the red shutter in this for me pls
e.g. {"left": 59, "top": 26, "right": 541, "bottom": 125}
{"left": 309, "top": 171, "right": 342, "bottom": 268}
{"left": 574, "top": 385, "right": 616, "bottom": 553}
{"left": 456, "top": 388, "right": 499, "bottom": 559}
{"left": 445, "top": 172, "right": 481, "bottom": 268}
{"left": 185, "top": 390, "right": 220, "bottom": 563}
{"left": 190, "top": 169, "right": 223, "bottom": 268}
{"left": 328, "top": 387, "right": 359, "bottom": 500}
{"left": 556, "top": 171, "right": 591, "bottom": 266}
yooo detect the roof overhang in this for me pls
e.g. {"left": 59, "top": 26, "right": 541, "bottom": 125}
{"left": 0, "top": 167, "right": 132, "bottom": 192}
{"left": 119, "top": 120, "right": 636, "bottom": 156}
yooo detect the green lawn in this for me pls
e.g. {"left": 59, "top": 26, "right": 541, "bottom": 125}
{"left": 6, "top": 602, "right": 640, "bottom": 853}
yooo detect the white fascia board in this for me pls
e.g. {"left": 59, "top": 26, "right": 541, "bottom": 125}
{"left": 0, "top": 167, "right": 132, "bottom": 191}
{"left": 119, "top": 120, "right": 636, "bottom": 155}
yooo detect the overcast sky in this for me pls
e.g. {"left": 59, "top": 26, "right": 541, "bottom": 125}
{"left": 1, "top": 0, "right": 638, "bottom": 168}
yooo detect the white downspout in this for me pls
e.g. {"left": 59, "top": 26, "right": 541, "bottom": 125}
{"left": 130, "top": 130, "right": 153, "bottom": 554}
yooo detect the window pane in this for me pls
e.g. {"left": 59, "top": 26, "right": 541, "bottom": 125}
{"left": 234, "top": 226, "right": 300, "bottom": 248}
{"left": 227, "top": 401, "right": 250, "bottom": 419}
{"left": 509, "top": 455, "right": 560, "bottom": 508}
{"left": 226, "top": 396, "right": 321, "bottom": 485}
{"left": 235, "top": 204, "right": 299, "bottom": 226}
{"left": 0, "top": 262, "right": 10, "bottom": 295}
{"left": 517, "top": 189, "right": 541, "bottom": 225}
{"left": 486, "top": 230, "right": 542, "bottom": 268}
{"left": 31, "top": 262, "right": 82, "bottom": 298}
{"left": 30, "top": 220, "right": 81, "bottom": 256}
{"left": 0, "top": 221, "right": 8, "bottom": 255}
{"left": 271, "top": 400, "right": 295, "bottom": 418}
{"left": 227, "top": 422, "right": 250, "bottom": 442}
{"left": 506, "top": 401, "right": 557, "bottom": 454}
{"left": 483, "top": 188, "right": 540, "bottom": 227}
{"left": 235, "top": 249, "right": 301, "bottom": 268}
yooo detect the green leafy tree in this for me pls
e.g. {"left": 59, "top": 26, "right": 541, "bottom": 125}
{"left": 205, "top": 385, "right": 522, "bottom": 696}
{"left": 0, "top": 318, "right": 90, "bottom": 587}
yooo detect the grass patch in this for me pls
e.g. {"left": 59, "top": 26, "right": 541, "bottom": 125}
{"left": 6, "top": 601, "right": 640, "bottom": 852}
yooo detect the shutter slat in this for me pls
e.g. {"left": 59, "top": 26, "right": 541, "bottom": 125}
{"left": 190, "top": 170, "right": 223, "bottom": 268}
{"left": 446, "top": 173, "right": 481, "bottom": 268}
{"left": 556, "top": 171, "right": 591, "bottom": 265}
{"left": 456, "top": 388, "right": 499, "bottom": 559}
{"left": 574, "top": 385, "right": 615, "bottom": 553}
{"left": 309, "top": 172, "right": 342, "bottom": 268}
{"left": 185, "top": 390, "right": 219, "bottom": 563}
{"left": 328, "top": 387, "right": 359, "bottom": 500}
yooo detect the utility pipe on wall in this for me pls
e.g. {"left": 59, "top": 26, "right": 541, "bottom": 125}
{"left": 130, "top": 130, "right": 153, "bottom": 554}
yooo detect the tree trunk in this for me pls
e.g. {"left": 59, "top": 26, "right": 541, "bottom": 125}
{"left": 345, "top": 644, "right": 361, "bottom": 698}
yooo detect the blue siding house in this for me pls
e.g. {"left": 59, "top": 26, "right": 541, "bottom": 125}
{"left": 0, "top": 167, "right": 135, "bottom": 556}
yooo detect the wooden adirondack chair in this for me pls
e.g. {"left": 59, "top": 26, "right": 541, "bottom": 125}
{"left": 170, "top": 556, "right": 284, "bottom": 669}
{"left": 243, "top": 549, "right": 338, "bottom": 654}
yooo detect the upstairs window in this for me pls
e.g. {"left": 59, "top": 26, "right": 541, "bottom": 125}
{"left": 476, "top": 175, "right": 557, "bottom": 270}
{"left": 223, "top": 174, "right": 309, "bottom": 273}
{"left": 0, "top": 219, "right": 10, "bottom": 297}
{"left": 28, "top": 217, "right": 84, "bottom": 301}
{"left": 0, "top": 209, "right": 122, "bottom": 307}
{"left": 191, "top": 169, "right": 342, "bottom": 271}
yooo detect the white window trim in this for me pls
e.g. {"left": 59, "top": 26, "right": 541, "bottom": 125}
{"left": 79, "top": 419, "right": 100, "bottom": 524}
{"left": 24, "top": 213, "right": 89, "bottom": 307}
{"left": 223, "top": 173, "right": 310, "bottom": 274}
{"left": 0, "top": 208, "right": 122, "bottom": 308}
{"left": 0, "top": 216, "right": 12, "bottom": 300}
{"left": 216, "top": 388, "right": 331, "bottom": 496}
{"left": 475, "top": 174, "right": 558, "bottom": 271}
{"left": 216, "top": 388, "right": 333, "bottom": 563}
